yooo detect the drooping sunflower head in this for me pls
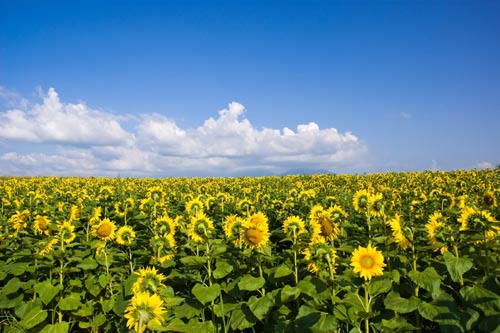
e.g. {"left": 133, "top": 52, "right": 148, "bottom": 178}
{"left": 425, "top": 211, "right": 450, "bottom": 253}
{"left": 187, "top": 212, "right": 214, "bottom": 243}
{"left": 114, "top": 197, "right": 136, "bottom": 217}
{"left": 282, "top": 215, "right": 306, "bottom": 237}
{"left": 9, "top": 210, "right": 30, "bottom": 231}
{"left": 153, "top": 215, "right": 176, "bottom": 237}
{"left": 240, "top": 212, "right": 270, "bottom": 251}
{"left": 132, "top": 267, "right": 166, "bottom": 294}
{"left": 368, "top": 192, "right": 385, "bottom": 217}
{"left": 237, "top": 198, "right": 254, "bottom": 215}
{"left": 185, "top": 198, "right": 204, "bottom": 217}
{"left": 330, "top": 205, "right": 348, "bottom": 223}
{"left": 458, "top": 206, "right": 495, "bottom": 232}
{"left": 33, "top": 215, "right": 51, "bottom": 236}
{"left": 387, "top": 214, "right": 411, "bottom": 250}
{"left": 482, "top": 190, "right": 497, "bottom": 208}
{"left": 58, "top": 221, "right": 76, "bottom": 244}
{"left": 116, "top": 225, "right": 136, "bottom": 246}
{"left": 98, "top": 185, "right": 114, "bottom": 201}
{"left": 353, "top": 189, "right": 370, "bottom": 214}
{"left": 92, "top": 218, "right": 116, "bottom": 241}
{"left": 302, "top": 239, "right": 337, "bottom": 275}
{"left": 124, "top": 292, "right": 166, "bottom": 333}
{"left": 38, "top": 238, "right": 58, "bottom": 256}
{"left": 350, "top": 244, "right": 386, "bottom": 281}
{"left": 147, "top": 186, "right": 165, "bottom": 203}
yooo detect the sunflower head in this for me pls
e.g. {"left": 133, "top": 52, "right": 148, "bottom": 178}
{"left": 154, "top": 215, "right": 176, "bottom": 237}
{"left": 116, "top": 225, "right": 136, "bottom": 246}
{"left": 350, "top": 244, "right": 386, "bottom": 281}
{"left": 303, "top": 239, "right": 337, "bottom": 275}
{"left": 124, "top": 292, "right": 166, "bottom": 333}
{"left": 426, "top": 211, "right": 450, "bottom": 253}
{"left": 353, "top": 189, "right": 370, "bottom": 214}
{"left": 283, "top": 215, "right": 306, "bottom": 238}
{"left": 92, "top": 218, "right": 116, "bottom": 241}
{"left": 33, "top": 215, "right": 51, "bottom": 236}
{"left": 185, "top": 198, "right": 204, "bottom": 217}
{"left": 387, "top": 214, "right": 411, "bottom": 250}
{"left": 147, "top": 186, "right": 165, "bottom": 202}
{"left": 368, "top": 193, "right": 384, "bottom": 217}
{"left": 482, "top": 190, "right": 497, "bottom": 208}
{"left": 132, "top": 267, "right": 166, "bottom": 294}
{"left": 240, "top": 212, "right": 270, "bottom": 251}
{"left": 187, "top": 212, "right": 214, "bottom": 243}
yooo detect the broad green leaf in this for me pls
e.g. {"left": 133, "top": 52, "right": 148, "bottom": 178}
{"left": 101, "top": 297, "right": 115, "bottom": 312}
{"left": 408, "top": 267, "right": 441, "bottom": 296}
{"left": 192, "top": 283, "right": 221, "bottom": 305}
{"left": 460, "top": 285, "right": 500, "bottom": 316}
{"left": 73, "top": 301, "right": 94, "bottom": 317}
{"left": 98, "top": 274, "right": 110, "bottom": 288}
{"left": 295, "top": 305, "right": 338, "bottom": 333}
{"left": 443, "top": 252, "right": 473, "bottom": 283}
{"left": 368, "top": 277, "right": 392, "bottom": 296}
{"left": 238, "top": 275, "right": 265, "bottom": 291}
{"left": 381, "top": 316, "right": 416, "bottom": 331}
{"left": 384, "top": 290, "right": 420, "bottom": 314}
{"left": 0, "top": 293, "right": 23, "bottom": 309}
{"left": 76, "top": 257, "right": 98, "bottom": 270}
{"left": 280, "top": 285, "right": 301, "bottom": 303}
{"left": 180, "top": 256, "right": 207, "bottom": 266}
{"left": 1, "top": 278, "right": 24, "bottom": 295}
{"left": 213, "top": 260, "right": 233, "bottom": 279}
{"left": 247, "top": 293, "right": 274, "bottom": 321}
{"left": 58, "top": 293, "right": 82, "bottom": 311}
{"left": 39, "top": 322, "right": 69, "bottom": 333}
{"left": 230, "top": 307, "right": 257, "bottom": 331}
{"left": 85, "top": 275, "right": 102, "bottom": 297}
{"left": 19, "top": 307, "right": 47, "bottom": 329}
{"left": 274, "top": 264, "right": 293, "bottom": 279}
{"left": 297, "top": 276, "right": 330, "bottom": 301}
{"left": 34, "top": 280, "right": 60, "bottom": 305}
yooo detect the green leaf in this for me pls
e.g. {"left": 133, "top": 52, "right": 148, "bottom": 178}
{"left": 238, "top": 275, "right": 265, "bottom": 291}
{"left": 192, "top": 283, "right": 221, "bottom": 305}
{"left": 76, "top": 258, "right": 98, "bottom": 270}
{"left": 0, "top": 293, "right": 23, "bottom": 309}
{"left": 213, "top": 260, "right": 233, "bottom": 279}
{"left": 384, "top": 291, "right": 421, "bottom": 314}
{"left": 297, "top": 276, "right": 330, "bottom": 301}
{"left": 247, "top": 293, "right": 274, "bottom": 321}
{"left": 368, "top": 277, "right": 392, "bottom": 296}
{"left": 274, "top": 264, "right": 293, "bottom": 279}
{"left": 101, "top": 297, "right": 115, "bottom": 313}
{"left": 381, "top": 316, "right": 416, "bottom": 331}
{"left": 58, "top": 293, "right": 82, "bottom": 311}
{"left": 280, "top": 285, "right": 301, "bottom": 304}
{"left": 73, "top": 302, "right": 94, "bottom": 317}
{"left": 39, "top": 322, "right": 69, "bottom": 333}
{"left": 295, "top": 305, "right": 338, "bottom": 333}
{"left": 180, "top": 256, "right": 207, "bottom": 266}
{"left": 443, "top": 252, "right": 473, "bottom": 283}
{"left": 19, "top": 307, "right": 48, "bottom": 329}
{"left": 408, "top": 267, "right": 441, "bottom": 297}
{"left": 85, "top": 275, "right": 102, "bottom": 297}
{"left": 230, "top": 307, "right": 257, "bottom": 331}
{"left": 1, "top": 278, "right": 24, "bottom": 295}
{"left": 460, "top": 285, "right": 500, "bottom": 316}
{"left": 34, "top": 280, "right": 60, "bottom": 305}
{"left": 98, "top": 274, "right": 110, "bottom": 288}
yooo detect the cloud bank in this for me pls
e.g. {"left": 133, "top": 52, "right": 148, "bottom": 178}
{"left": 0, "top": 87, "right": 367, "bottom": 176}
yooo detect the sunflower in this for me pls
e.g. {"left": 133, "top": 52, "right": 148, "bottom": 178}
{"left": 33, "top": 215, "right": 51, "bottom": 236}
{"left": 187, "top": 212, "right": 214, "bottom": 243}
{"left": 387, "top": 214, "right": 410, "bottom": 250}
{"left": 92, "top": 218, "right": 117, "bottom": 241}
{"left": 114, "top": 197, "right": 135, "bottom": 217}
{"left": 132, "top": 267, "right": 166, "bottom": 294}
{"left": 58, "top": 221, "right": 76, "bottom": 244}
{"left": 282, "top": 215, "right": 306, "bottom": 237}
{"left": 240, "top": 212, "right": 270, "bottom": 251}
{"left": 185, "top": 198, "right": 204, "bottom": 217}
{"left": 147, "top": 186, "right": 165, "bottom": 203}
{"left": 116, "top": 225, "right": 136, "bottom": 246}
{"left": 350, "top": 244, "right": 386, "bottom": 281}
{"left": 425, "top": 212, "right": 449, "bottom": 253}
{"left": 237, "top": 198, "right": 254, "bottom": 215}
{"left": 330, "top": 205, "right": 348, "bottom": 223}
{"left": 368, "top": 192, "right": 384, "bottom": 217}
{"left": 302, "top": 239, "right": 337, "bottom": 275}
{"left": 89, "top": 207, "right": 102, "bottom": 226}
{"left": 309, "top": 206, "right": 339, "bottom": 242}
{"left": 223, "top": 214, "right": 244, "bottom": 239}
{"left": 482, "top": 190, "right": 497, "bottom": 208}
{"left": 353, "top": 189, "right": 370, "bottom": 214}
{"left": 38, "top": 238, "right": 58, "bottom": 256}
{"left": 124, "top": 292, "right": 166, "bottom": 333}
{"left": 153, "top": 215, "right": 177, "bottom": 238}
{"left": 9, "top": 210, "right": 30, "bottom": 231}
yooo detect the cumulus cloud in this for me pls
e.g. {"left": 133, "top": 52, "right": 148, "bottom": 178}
{"left": 0, "top": 87, "right": 368, "bottom": 176}
{"left": 474, "top": 161, "right": 493, "bottom": 170}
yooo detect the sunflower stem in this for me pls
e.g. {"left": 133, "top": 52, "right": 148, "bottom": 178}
{"left": 364, "top": 282, "right": 370, "bottom": 333}
{"left": 292, "top": 228, "right": 299, "bottom": 286}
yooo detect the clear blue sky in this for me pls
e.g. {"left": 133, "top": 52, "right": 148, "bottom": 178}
{"left": 1, "top": 0, "right": 499, "bottom": 176}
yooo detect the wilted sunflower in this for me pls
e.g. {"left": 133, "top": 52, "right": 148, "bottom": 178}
{"left": 353, "top": 189, "right": 370, "bottom": 214}
{"left": 58, "top": 221, "right": 76, "bottom": 244}
{"left": 282, "top": 215, "right": 306, "bottom": 237}
{"left": 124, "top": 292, "right": 166, "bottom": 333}
{"left": 387, "top": 214, "right": 410, "bottom": 250}
{"left": 350, "top": 244, "right": 386, "bottom": 281}
{"left": 240, "top": 212, "right": 270, "bottom": 251}
{"left": 33, "top": 215, "right": 51, "bottom": 236}
{"left": 116, "top": 225, "right": 136, "bottom": 246}
{"left": 303, "top": 239, "right": 337, "bottom": 275}
{"left": 92, "top": 218, "right": 116, "bottom": 241}
{"left": 187, "top": 211, "right": 214, "bottom": 243}
{"left": 132, "top": 266, "right": 167, "bottom": 294}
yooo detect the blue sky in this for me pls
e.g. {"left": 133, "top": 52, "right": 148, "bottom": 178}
{"left": 1, "top": 0, "right": 499, "bottom": 176}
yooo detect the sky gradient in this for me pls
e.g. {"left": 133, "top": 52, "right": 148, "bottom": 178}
{"left": 1, "top": 0, "right": 499, "bottom": 176}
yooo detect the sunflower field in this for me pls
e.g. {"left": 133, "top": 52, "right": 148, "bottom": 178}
{"left": 1, "top": 169, "right": 500, "bottom": 333}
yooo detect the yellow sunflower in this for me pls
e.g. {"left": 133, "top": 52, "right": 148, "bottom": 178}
{"left": 38, "top": 238, "right": 58, "bottom": 256}
{"left": 425, "top": 211, "right": 449, "bottom": 253}
{"left": 309, "top": 206, "right": 339, "bottom": 242}
{"left": 482, "top": 190, "right": 497, "bottom": 208}
{"left": 124, "top": 292, "right": 166, "bottom": 333}
{"left": 368, "top": 192, "right": 384, "bottom": 217}
{"left": 185, "top": 198, "right": 204, "bottom": 217}
{"left": 153, "top": 215, "right": 177, "bottom": 238}
{"left": 387, "top": 214, "right": 410, "bottom": 250}
{"left": 240, "top": 212, "right": 270, "bottom": 251}
{"left": 353, "top": 189, "right": 370, "bottom": 214}
{"left": 58, "top": 221, "right": 76, "bottom": 244}
{"left": 33, "top": 215, "right": 51, "bottom": 236}
{"left": 132, "top": 266, "right": 167, "bottom": 294}
{"left": 9, "top": 210, "right": 30, "bottom": 231}
{"left": 116, "top": 225, "right": 136, "bottom": 246}
{"left": 147, "top": 186, "right": 165, "bottom": 202}
{"left": 303, "top": 239, "right": 337, "bottom": 275}
{"left": 350, "top": 244, "right": 386, "bottom": 281}
{"left": 92, "top": 218, "right": 117, "bottom": 241}
{"left": 282, "top": 215, "right": 306, "bottom": 237}
{"left": 114, "top": 197, "right": 135, "bottom": 217}
{"left": 187, "top": 211, "right": 214, "bottom": 243}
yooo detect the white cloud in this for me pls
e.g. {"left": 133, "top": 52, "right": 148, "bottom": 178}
{"left": 0, "top": 87, "right": 368, "bottom": 176}
{"left": 474, "top": 161, "right": 493, "bottom": 170}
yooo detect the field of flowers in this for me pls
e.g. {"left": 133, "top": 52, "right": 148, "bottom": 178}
{"left": 1, "top": 169, "right": 499, "bottom": 333}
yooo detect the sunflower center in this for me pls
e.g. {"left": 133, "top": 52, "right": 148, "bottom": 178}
{"left": 245, "top": 228, "right": 264, "bottom": 244}
{"left": 360, "top": 254, "right": 375, "bottom": 269}
{"left": 484, "top": 194, "right": 495, "bottom": 207}
{"left": 319, "top": 218, "right": 334, "bottom": 236}
{"left": 38, "top": 219, "right": 48, "bottom": 230}
{"left": 97, "top": 223, "right": 112, "bottom": 237}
